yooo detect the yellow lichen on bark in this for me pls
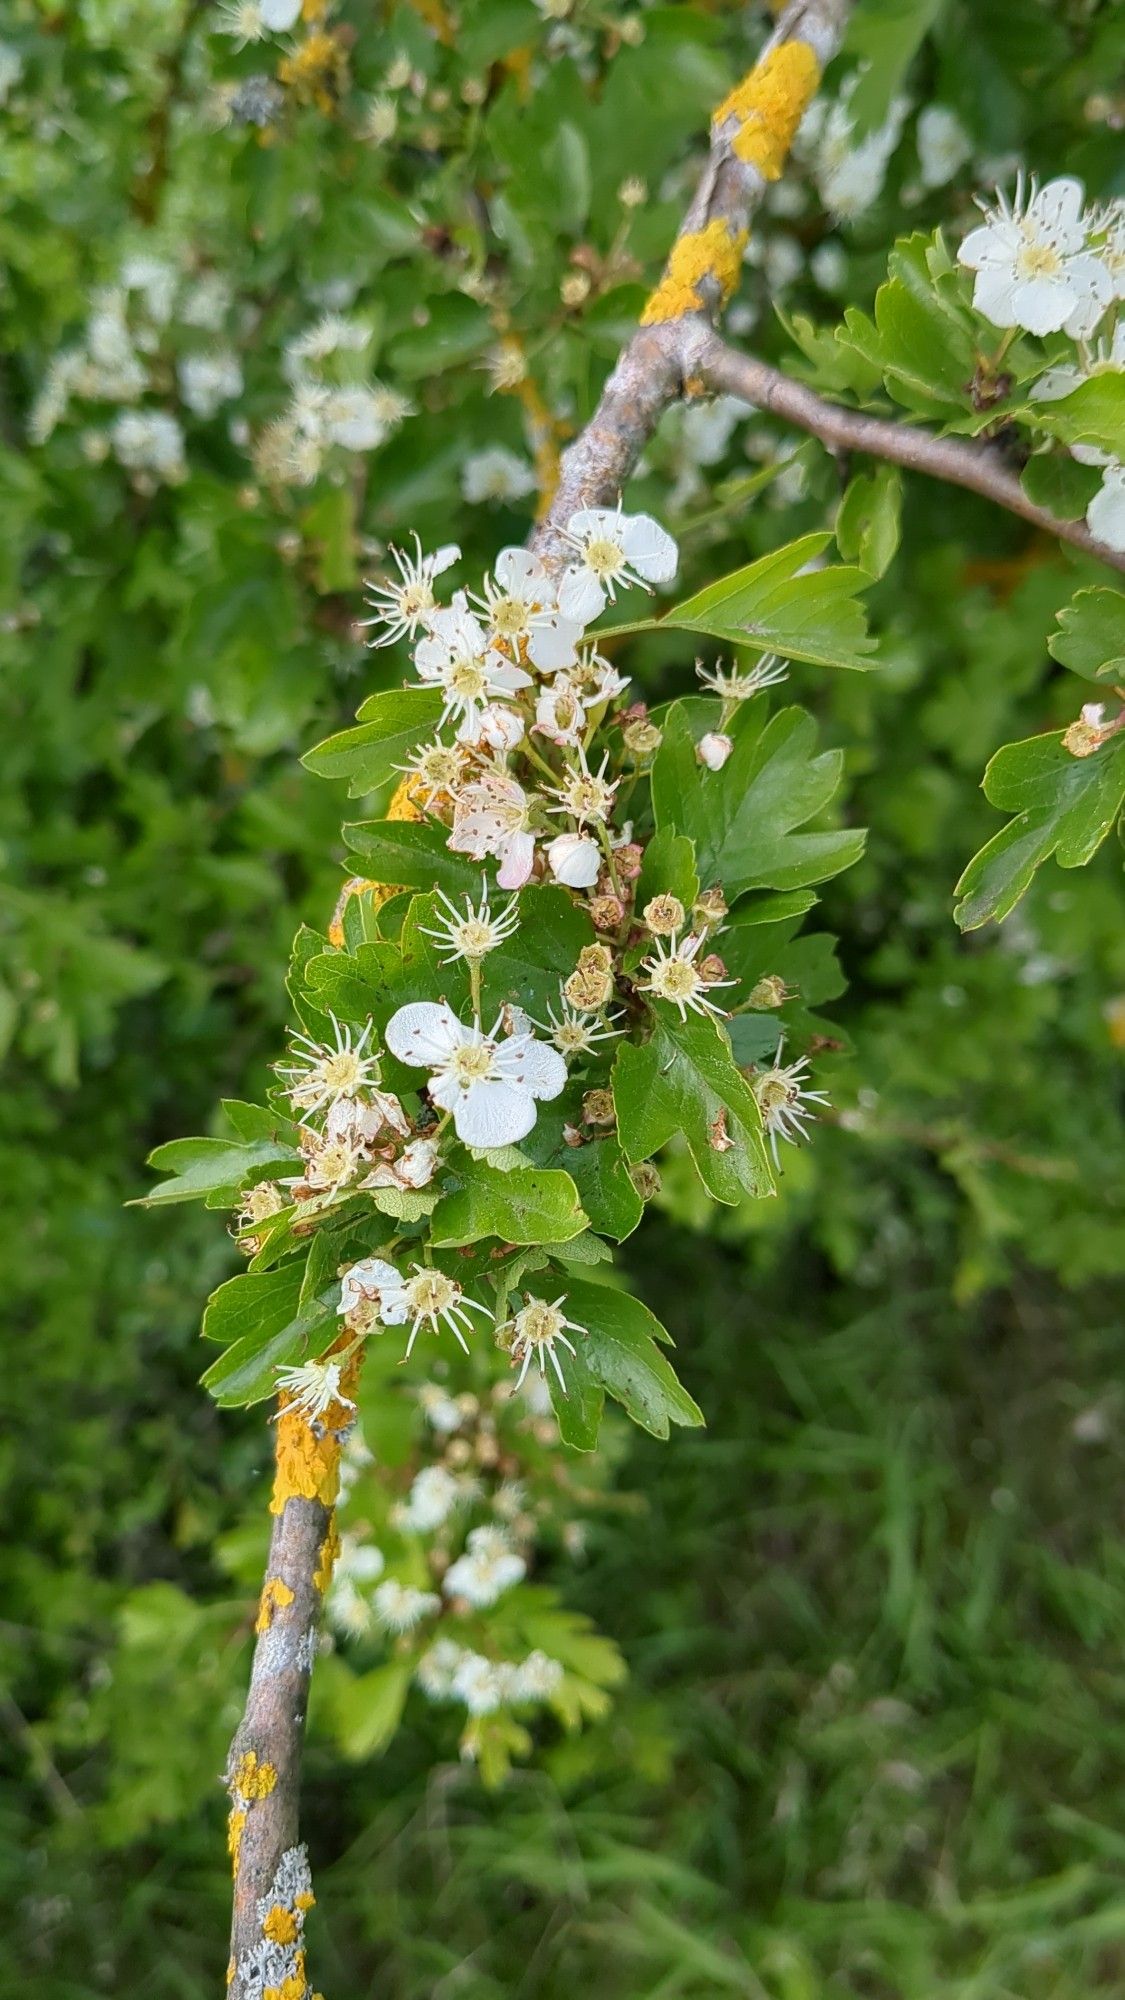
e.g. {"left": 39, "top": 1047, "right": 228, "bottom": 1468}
{"left": 255, "top": 1577, "right": 296, "bottom": 1633}
{"left": 263, "top": 1905, "right": 301, "bottom": 1946}
{"left": 271, "top": 1407, "right": 346, "bottom": 1512}
{"left": 227, "top": 1808, "right": 247, "bottom": 1870}
{"left": 262, "top": 1958, "right": 308, "bottom": 2000}
{"left": 640, "top": 220, "right": 749, "bottom": 325}
{"left": 313, "top": 1520, "right": 341, "bottom": 1594}
{"left": 712, "top": 39, "right": 821, "bottom": 180}
{"left": 233, "top": 1751, "right": 278, "bottom": 1800}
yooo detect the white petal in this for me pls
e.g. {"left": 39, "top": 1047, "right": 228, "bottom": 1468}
{"left": 341, "top": 1256, "right": 400, "bottom": 1309}
{"left": 486, "top": 653, "right": 533, "bottom": 693}
{"left": 432, "top": 543, "right": 460, "bottom": 576}
{"left": 494, "top": 1034, "right": 568, "bottom": 1100}
{"left": 567, "top": 507, "right": 617, "bottom": 539}
{"left": 495, "top": 547, "right": 547, "bottom": 594}
{"left": 971, "top": 266, "right": 1019, "bottom": 329}
{"left": 528, "top": 616, "right": 584, "bottom": 672}
{"left": 496, "top": 832, "right": 536, "bottom": 889}
{"left": 454, "top": 1079, "right": 536, "bottom": 1147}
{"left": 557, "top": 567, "right": 606, "bottom": 624}
{"left": 385, "top": 1000, "right": 464, "bottom": 1067}
{"left": 1088, "top": 468, "right": 1125, "bottom": 552}
{"left": 547, "top": 831, "right": 601, "bottom": 887}
{"left": 1011, "top": 274, "right": 1077, "bottom": 335}
{"left": 620, "top": 512, "right": 679, "bottom": 582}
{"left": 1031, "top": 177, "right": 1086, "bottom": 239}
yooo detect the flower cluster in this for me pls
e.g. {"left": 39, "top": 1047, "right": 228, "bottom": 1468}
{"left": 957, "top": 177, "right": 1124, "bottom": 553}
{"left": 29, "top": 254, "right": 241, "bottom": 483}
{"left": 255, "top": 311, "right": 412, "bottom": 486}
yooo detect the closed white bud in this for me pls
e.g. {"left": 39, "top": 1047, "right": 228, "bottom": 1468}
{"left": 696, "top": 731, "right": 733, "bottom": 771}
{"left": 547, "top": 832, "right": 601, "bottom": 888}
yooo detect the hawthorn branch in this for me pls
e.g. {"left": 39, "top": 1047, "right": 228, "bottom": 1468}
{"left": 532, "top": 0, "right": 850, "bottom": 561}
{"left": 696, "top": 335, "right": 1125, "bottom": 576}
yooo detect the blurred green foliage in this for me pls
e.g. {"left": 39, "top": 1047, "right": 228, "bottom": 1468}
{"left": 1, "top": 0, "right": 1123, "bottom": 1995}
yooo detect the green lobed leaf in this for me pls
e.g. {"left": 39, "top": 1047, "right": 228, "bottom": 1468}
{"left": 613, "top": 1016, "right": 774, "bottom": 1205}
{"left": 1048, "top": 587, "right": 1125, "bottom": 685}
{"left": 954, "top": 732, "right": 1125, "bottom": 930}
{"left": 430, "top": 1159, "right": 588, "bottom": 1248}
{"left": 644, "top": 532, "right": 876, "bottom": 672}
{"left": 302, "top": 688, "right": 445, "bottom": 799}
{"left": 835, "top": 466, "right": 902, "bottom": 579}
{"left": 561, "top": 1277, "right": 704, "bottom": 1441}
{"left": 342, "top": 820, "right": 483, "bottom": 900}
{"left": 548, "top": 1335, "right": 605, "bottom": 1452}
{"left": 141, "top": 1134, "right": 300, "bottom": 1207}
{"left": 652, "top": 700, "right": 866, "bottom": 901}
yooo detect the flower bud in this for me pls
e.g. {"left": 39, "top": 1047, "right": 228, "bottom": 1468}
{"left": 697, "top": 731, "right": 733, "bottom": 771}
{"left": 547, "top": 831, "right": 602, "bottom": 888}
{"left": 561, "top": 271, "right": 592, "bottom": 308}
{"left": 643, "top": 894, "right": 685, "bottom": 936}
{"left": 699, "top": 953, "right": 728, "bottom": 983}
{"left": 1063, "top": 703, "right": 1117, "bottom": 758}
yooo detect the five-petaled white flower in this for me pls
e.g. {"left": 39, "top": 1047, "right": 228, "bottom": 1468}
{"left": 362, "top": 535, "right": 459, "bottom": 646}
{"left": 385, "top": 1000, "right": 567, "bottom": 1148}
{"left": 635, "top": 932, "right": 735, "bottom": 1022}
{"left": 958, "top": 176, "right": 1111, "bottom": 336}
{"left": 413, "top": 597, "right": 531, "bottom": 739}
{"left": 544, "top": 747, "right": 619, "bottom": 828}
{"left": 277, "top": 1014, "right": 382, "bottom": 1114}
{"left": 420, "top": 884, "right": 521, "bottom": 965}
{"left": 508, "top": 1294, "right": 585, "bottom": 1393}
{"left": 557, "top": 505, "right": 678, "bottom": 624}
{"left": 751, "top": 1037, "right": 831, "bottom": 1168}
{"left": 448, "top": 767, "right": 537, "bottom": 889}
{"left": 443, "top": 1525, "right": 526, "bottom": 1607}
{"left": 469, "top": 547, "right": 582, "bottom": 671}
{"left": 274, "top": 1357, "right": 356, "bottom": 1422}
{"left": 373, "top": 1579, "right": 440, "bottom": 1633}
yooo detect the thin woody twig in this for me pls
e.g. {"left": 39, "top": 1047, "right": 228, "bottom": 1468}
{"left": 696, "top": 335, "right": 1125, "bottom": 576}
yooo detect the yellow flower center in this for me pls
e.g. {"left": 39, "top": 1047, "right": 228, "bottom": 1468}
{"left": 492, "top": 597, "right": 531, "bottom": 637}
{"left": 320, "top": 1050, "right": 364, "bottom": 1090}
{"left": 407, "top": 1271, "right": 459, "bottom": 1318}
{"left": 1016, "top": 240, "right": 1063, "bottom": 279}
{"left": 515, "top": 1300, "right": 566, "bottom": 1347}
{"left": 651, "top": 959, "right": 700, "bottom": 1002}
{"left": 453, "top": 918, "right": 496, "bottom": 957}
{"left": 583, "top": 536, "right": 626, "bottom": 580}
{"left": 448, "top": 660, "right": 489, "bottom": 700}
{"left": 400, "top": 581, "right": 434, "bottom": 619}
{"left": 449, "top": 1040, "right": 497, "bottom": 1085}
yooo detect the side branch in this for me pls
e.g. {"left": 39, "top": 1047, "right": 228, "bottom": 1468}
{"left": 531, "top": 0, "right": 850, "bottom": 561}
{"left": 697, "top": 336, "right": 1125, "bottom": 577}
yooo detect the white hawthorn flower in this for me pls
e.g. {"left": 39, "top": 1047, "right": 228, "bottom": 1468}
{"left": 177, "top": 350, "right": 243, "bottom": 418}
{"left": 461, "top": 445, "right": 536, "bottom": 504}
{"left": 325, "top": 1090, "right": 411, "bottom": 1146}
{"left": 395, "top": 738, "right": 469, "bottom": 811}
{"left": 752, "top": 1037, "right": 831, "bottom": 1168}
{"left": 451, "top": 1652, "right": 518, "bottom": 1713}
{"left": 416, "top": 1637, "right": 466, "bottom": 1699}
{"left": 1097, "top": 203, "right": 1125, "bottom": 301}
{"left": 373, "top": 1580, "right": 440, "bottom": 1634}
{"left": 697, "top": 731, "right": 733, "bottom": 771}
{"left": 696, "top": 653, "right": 788, "bottom": 700}
{"left": 297, "top": 1130, "right": 366, "bottom": 1195}
{"left": 420, "top": 885, "right": 520, "bottom": 964}
{"left": 470, "top": 548, "right": 566, "bottom": 655}
{"left": 323, "top": 385, "right": 393, "bottom": 452}
{"left": 277, "top": 1015, "right": 382, "bottom": 1114}
{"left": 546, "top": 830, "right": 602, "bottom": 888}
{"left": 110, "top": 409, "right": 187, "bottom": 483}
{"left": 417, "top": 1383, "right": 466, "bottom": 1434}
{"left": 214, "top": 1, "right": 267, "bottom": 46}
{"left": 636, "top": 932, "right": 735, "bottom": 1022}
{"left": 569, "top": 647, "right": 631, "bottom": 705}
{"left": 544, "top": 748, "right": 619, "bottom": 828}
{"left": 535, "top": 676, "right": 587, "bottom": 746}
{"left": 443, "top": 1525, "right": 526, "bottom": 1608}
{"left": 341, "top": 1256, "right": 490, "bottom": 1357}
{"left": 1087, "top": 464, "right": 1125, "bottom": 553}
{"left": 448, "top": 767, "right": 537, "bottom": 888}
{"left": 362, "top": 536, "right": 459, "bottom": 647}
{"left": 413, "top": 597, "right": 531, "bottom": 739}
{"left": 958, "top": 176, "right": 1111, "bottom": 336}
{"left": 537, "top": 994, "right": 624, "bottom": 1057}
{"left": 915, "top": 104, "right": 972, "bottom": 188}
{"left": 274, "top": 1358, "right": 356, "bottom": 1422}
{"left": 360, "top": 1137, "right": 441, "bottom": 1195}
{"left": 396, "top": 1465, "right": 466, "bottom": 1533}
{"left": 508, "top": 1294, "right": 585, "bottom": 1392}
{"left": 512, "top": 1650, "right": 565, "bottom": 1701}
{"left": 557, "top": 505, "right": 678, "bottom": 623}
{"left": 477, "top": 701, "right": 525, "bottom": 752}
{"left": 386, "top": 1001, "right": 567, "bottom": 1148}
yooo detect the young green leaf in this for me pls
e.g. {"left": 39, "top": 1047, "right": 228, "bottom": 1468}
{"left": 643, "top": 532, "right": 876, "bottom": 672}
{"left": 954, "top": 730, "right": 1125, "bottom": 930}
{"left": 302, "top": 687, "right": 444, "bottom": 797}
{"left": 1048, "top": 587, "right": 1125, "bottom": 685}
{"left": 561, "top": 1277, "right": 704, "bottom": 1440}
{"left": 430, "top": 1160, "right": 588, "bottom": 1248}
{"left": 613, "top": 1016, "right": 774, "bottom": 1204}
